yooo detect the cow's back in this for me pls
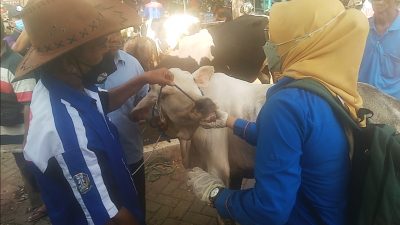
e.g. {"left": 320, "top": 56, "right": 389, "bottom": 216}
{"left": 357, "top": 82, "right": 400, "bottom": 131}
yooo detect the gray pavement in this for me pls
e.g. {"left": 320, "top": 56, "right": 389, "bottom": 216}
{"left": 0, "top": 141, "right": 219, "bottom": 225}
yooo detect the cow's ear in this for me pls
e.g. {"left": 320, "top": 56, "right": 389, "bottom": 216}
{"left": 193, "top": 66, "right": 214, "bottom": 88}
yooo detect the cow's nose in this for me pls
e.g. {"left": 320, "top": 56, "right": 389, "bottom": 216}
{"left": 194, "top": 98, "right": 217, "bottom": 116}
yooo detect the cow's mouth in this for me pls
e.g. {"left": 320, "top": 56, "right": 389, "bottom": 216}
{"left": 192, "top": 98, "right": 217, "bottom": 121}
{"left": 202, "top": 112, "right": 217, "bottom": 122}
{"left": 194, "top": 98, "right": 216, "bottom": 116}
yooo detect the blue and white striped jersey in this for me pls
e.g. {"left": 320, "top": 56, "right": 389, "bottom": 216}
{"left": 24, "top": 75, "right": 144, "bottom": 225}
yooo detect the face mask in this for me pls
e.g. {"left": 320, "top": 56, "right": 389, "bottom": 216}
{"left": 82, "top": 52, "right": 116, "bottom": 86}
{"left": 15, "top": 19, "right": 24, "bottom": 32}
{"left": 264, "top": 10, "right": 346, "bottom": 74}
{"left": 263, "top": 41, "right": 282, "bottom": 73}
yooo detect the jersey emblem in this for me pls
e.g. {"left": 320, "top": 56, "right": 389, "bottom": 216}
{"left": 73, "top": 173, "right": 91, "bottom": 194}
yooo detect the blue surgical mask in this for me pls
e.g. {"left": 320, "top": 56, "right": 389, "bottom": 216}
{"left": 15, "top": 19, "right": 24, "bottom": 32}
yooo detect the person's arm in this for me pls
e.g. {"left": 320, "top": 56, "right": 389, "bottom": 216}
{"left": 11, "top": 77, "right": 36, "bottom": 146}
{"left": 214, "top": 90, "right": 304, "bottom": 225}
{"left": 225, "top": 115, "right": 236, "bottom": 129}
{"left": 11, "top": 30, "right": 30, "bottom": 53}
{"left": 107, "top": 68, "right": 173, "bottom": 112}
{"left": 205, "top": 113, "right": 258, "bottom": 146}
{"left": 106, "top": 207, "right": 140, "bottom": 225}
{"left": 230, "top": 117, "right": 258, "bottom": 146}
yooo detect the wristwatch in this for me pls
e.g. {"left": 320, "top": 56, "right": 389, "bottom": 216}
{"left": 209, "top": 186, "right": 224, "bottom": 208}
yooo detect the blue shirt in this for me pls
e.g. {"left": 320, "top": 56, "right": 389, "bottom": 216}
{"left": 99, "top": 50, "right": 148, "bottom": 165}
{"left": 358, "top": 14, "right": 400, "bottom": 99}
{"left": 215, "top": 78, "right": 350, "bottom": 225}
{"left": 24, "top": 75, "right": 144, "bottom": 225}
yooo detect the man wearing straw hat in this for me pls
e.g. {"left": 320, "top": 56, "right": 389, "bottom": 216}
{"left": 15, "top": 0, "right": 174, "bottom": 224}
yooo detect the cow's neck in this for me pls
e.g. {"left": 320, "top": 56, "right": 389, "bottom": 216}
{"left": 176, "top": 126, "right": 198, "bottom": 140}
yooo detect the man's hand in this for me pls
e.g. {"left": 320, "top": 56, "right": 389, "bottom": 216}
{"left": 143, "top": 68, "right": 174, "bottom": 86}
{"left": 200, "top": 110, "right": 229, "bottom": 129}
{"left": 187, "top": 167, "right": 225, "bottom": 203}
{"left": 108, "top": 68, "right": 173, "bottom": 112}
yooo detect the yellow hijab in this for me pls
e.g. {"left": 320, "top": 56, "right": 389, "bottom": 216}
{"left": 269, "top": 0, "right": 369, "bottom": 124}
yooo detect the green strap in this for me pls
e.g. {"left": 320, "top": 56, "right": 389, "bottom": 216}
{"left": 283, "top": 79, "right": 360, "bottom": 130}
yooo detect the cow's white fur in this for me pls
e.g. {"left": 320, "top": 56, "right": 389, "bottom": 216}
{"left": 169, "top": 29, "right": 215, "bottom": 65}
{"left": 188, "top": 67, "right": 271, "bottom": 185}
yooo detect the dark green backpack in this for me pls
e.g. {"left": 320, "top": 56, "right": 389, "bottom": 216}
{"left": 283, "top": 79, "right": 400, "bottom": 225}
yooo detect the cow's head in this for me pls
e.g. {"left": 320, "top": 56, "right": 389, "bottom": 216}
{"left": 130, "top": 67, "right": 217, "bottom": 140}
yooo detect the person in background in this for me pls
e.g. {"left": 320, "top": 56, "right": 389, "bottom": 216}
{"left": 99, "top": 32, "right": 149, "bottom": 215}
{"left": 2, "top": 22, "right": 21, "bottom": 49}
{"left": 358, "top": 0, "right": 400, "bottom": 99}
{"left": 188, "top": 0, "right": 201, "bottom": 17}
{"left": 144, "top": 0, "right": 164, "bottom": 21}
{"left": 17, "top": 0, "right": 174, "bottom": 224}
{"left": 12, "top": 29, "right": 31, "bottom": 55}
{"left": 361, "top": 0, "right": 375, "bottom": 18}
{"left": 214, "top": 6, "right": 233, "bottom": 22}
{"left": 2, "top": 5, "right": 24, "bottom": 48}
{"left": 124, "top": 36, "right": 159, "bottom": 71}
{"left": 0, "top": 20, "right": 47, "bottom": 222}
{"left": 187, "top": 0, "right": 369, "bottom": 224}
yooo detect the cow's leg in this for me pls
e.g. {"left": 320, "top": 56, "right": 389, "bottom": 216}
{"left": 192, "top": 128, "right": 231, "bottom": 186}
{"left": 179, "top": 139, "right": 191, "bottom": 168}
{"left": 207, "top": 130, "right": 231, "bottom": 186}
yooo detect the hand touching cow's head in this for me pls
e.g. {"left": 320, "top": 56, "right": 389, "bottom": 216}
{"left": 130, "top": 67, "right": 218, "bottom": 140}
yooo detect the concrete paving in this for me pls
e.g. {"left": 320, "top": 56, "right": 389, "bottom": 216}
{"left": 0, "top": 140, "right": 219, "bottom": 225}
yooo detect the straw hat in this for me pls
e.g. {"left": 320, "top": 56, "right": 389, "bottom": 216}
{"left": 15, "top": 0, "right": 141, "bottom": 78}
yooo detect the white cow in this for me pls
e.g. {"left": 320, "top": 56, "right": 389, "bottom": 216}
{"left": 131, "top": 66, "right": 400, "bottom": 187}
{"left": 132, "top": 66, "right": 268, "bottom": 186}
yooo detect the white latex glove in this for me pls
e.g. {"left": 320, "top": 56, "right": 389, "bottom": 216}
{"left": 200, "top": 110, "right": 229, "bottom": 129}
{"left": 187, "top": 167, "right": 225, "bottom": 203}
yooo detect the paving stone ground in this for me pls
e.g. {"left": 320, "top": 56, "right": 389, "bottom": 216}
{"left": 0, "top": 141, "right": 218, "bottom": 225}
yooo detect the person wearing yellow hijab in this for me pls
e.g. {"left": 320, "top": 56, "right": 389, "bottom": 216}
{"left": 186, "top": 0, "right": 369, "bottom": 224}
{"left": 268, "top": 0, "right": 368, "bottom": 122}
